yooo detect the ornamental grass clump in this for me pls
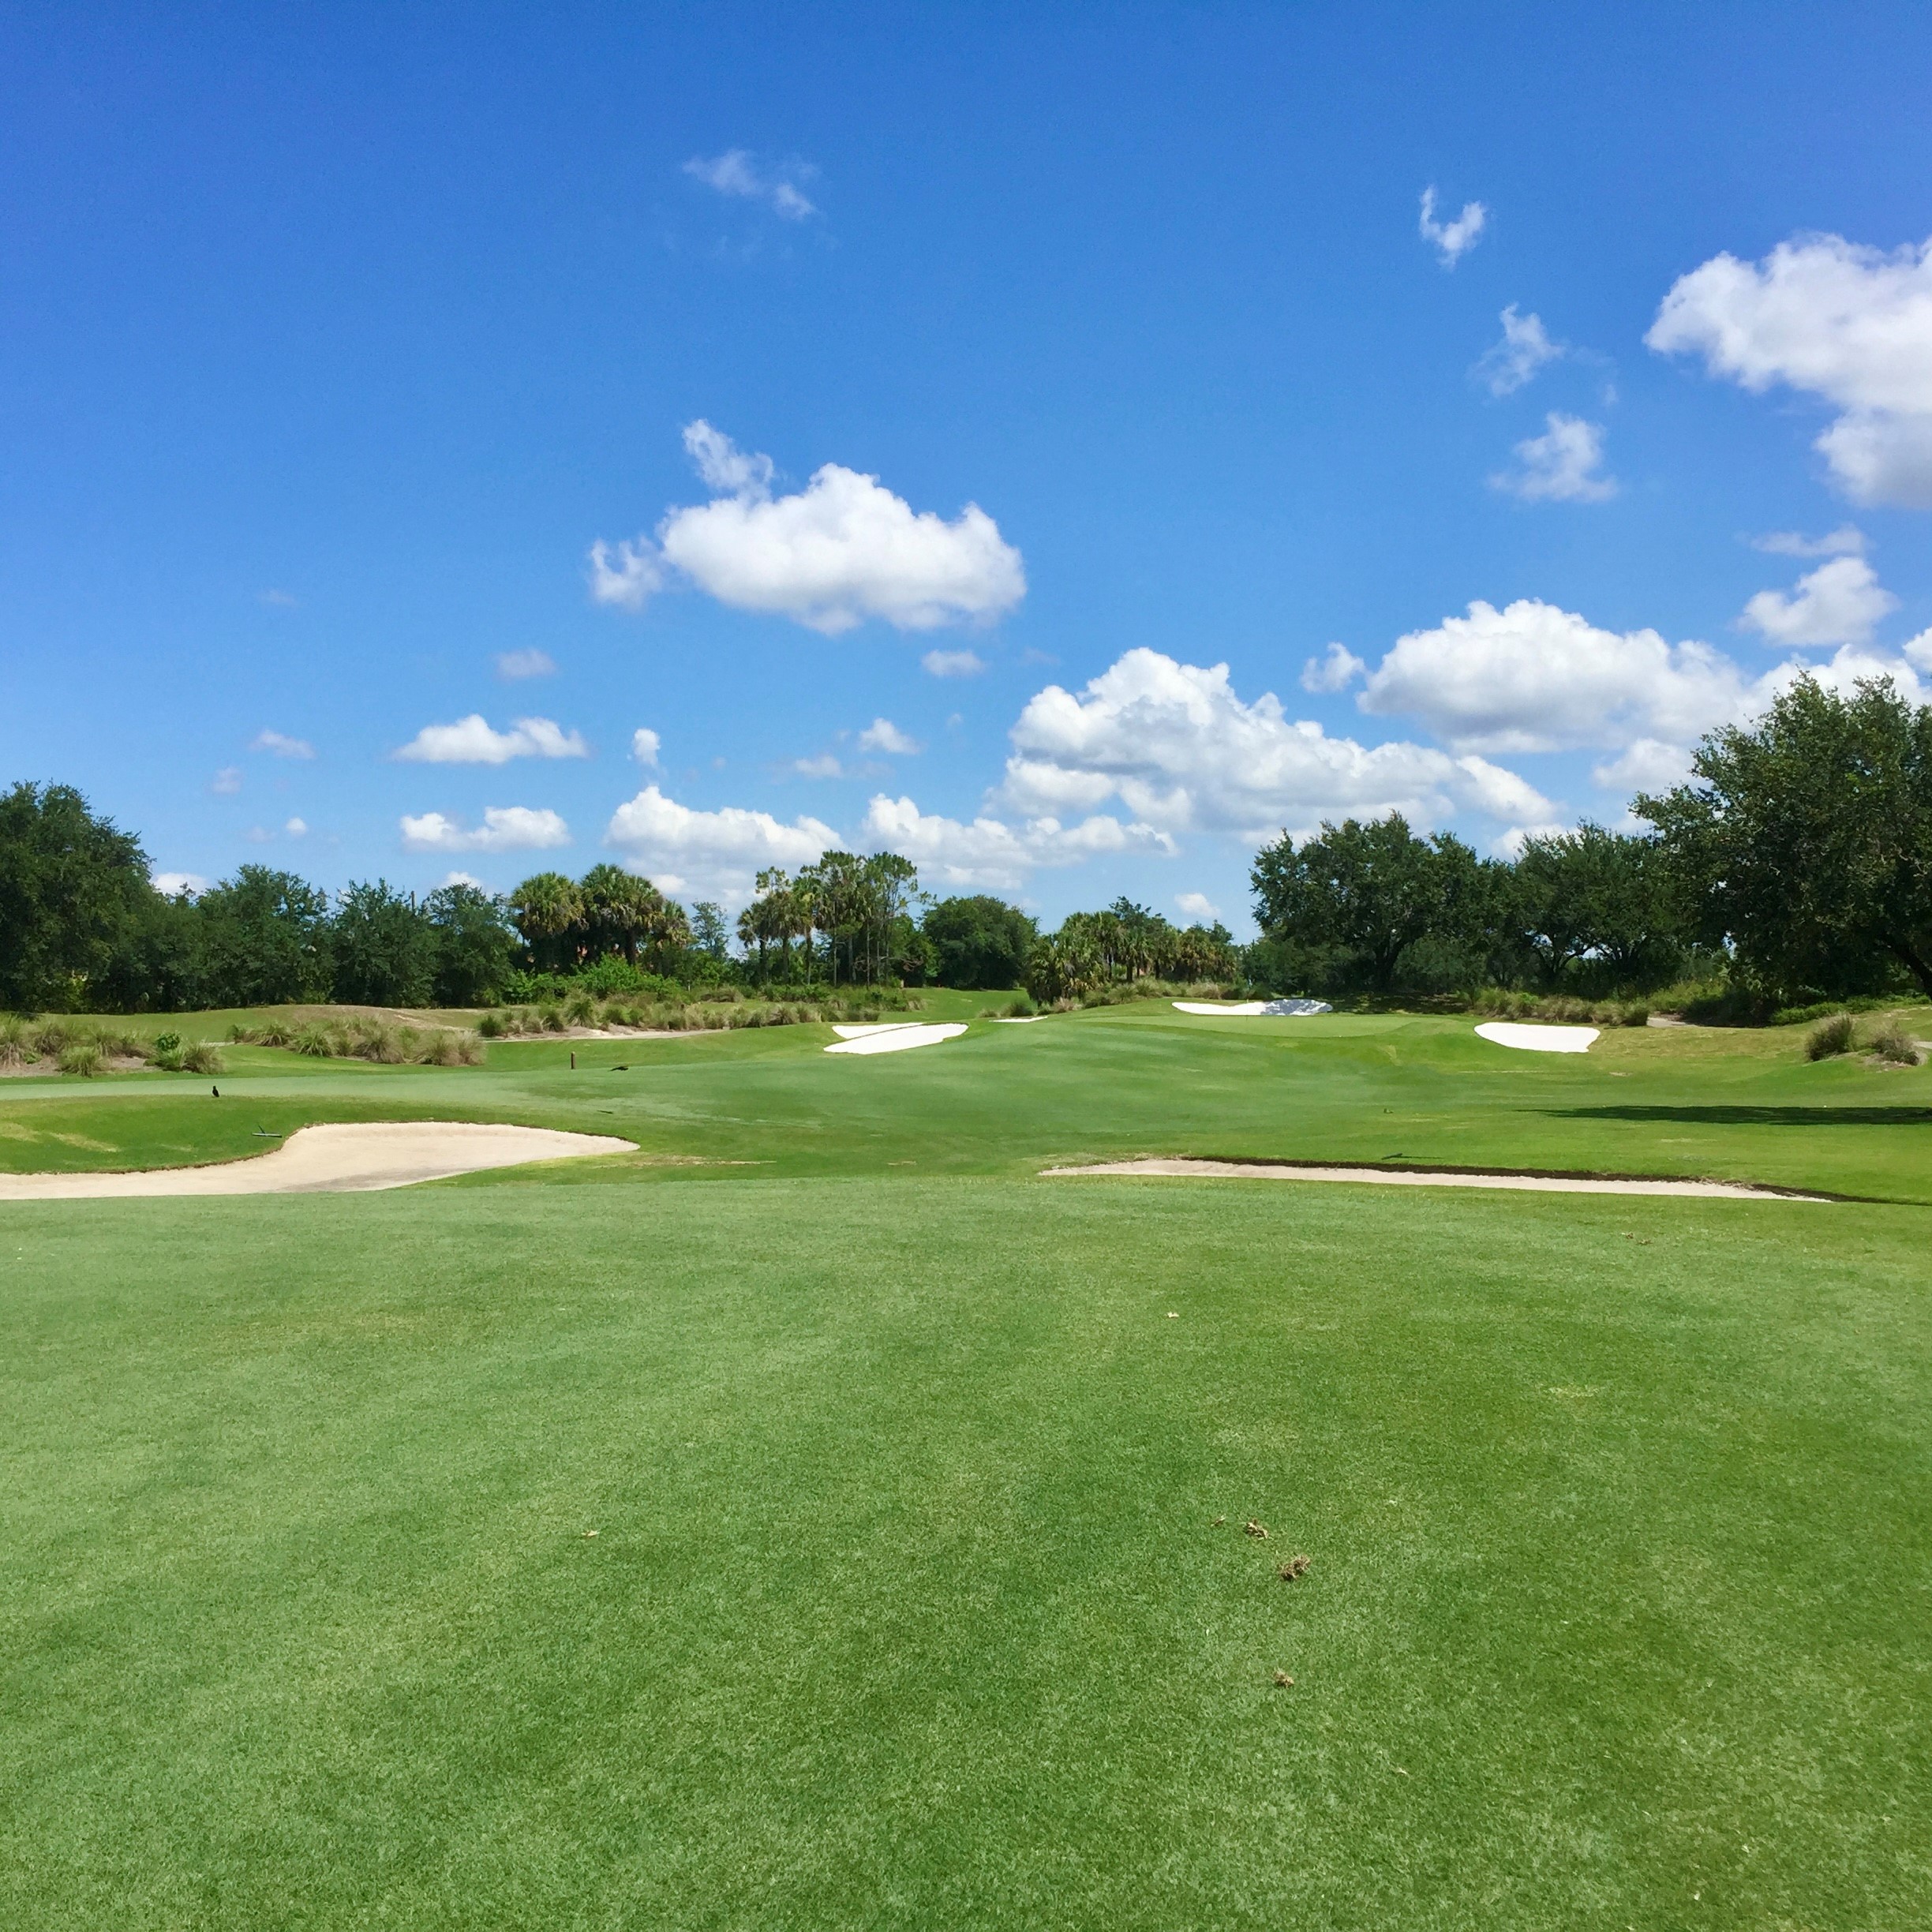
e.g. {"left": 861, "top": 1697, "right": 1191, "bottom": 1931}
{"left": 1866, "top": 1018, "right": 1923, "bottom": 1067}
{"left": 57, "top": 1039, "right": 103, "bottom": 1077}
{"left": 1806, "top": 1013, "right": 1855, "bottom": 1061}
{"left": 0, "top": 1015, "right": 35, "bottom": 1068}
{"left": 180, "top": 1040, "right": 223, "bottom": 1075}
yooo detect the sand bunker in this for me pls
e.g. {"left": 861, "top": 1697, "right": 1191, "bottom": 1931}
{"left": 0, "top": 1121, "right": 635, "bottom": 1200}
{"left": 1474, "top": 1021, "right": 1599, "bottom": 1053}
{"left": 1173, "top": 999, "right": 1332, "bottom": 1017}
{"left": 824, "top": 1022, "right": 968, "bottom": 1056}
{"left": 990, "top": 1015, "right": 1046, "bottom": 1024}
{"left": 1043, "top": 1157, "right": 1824, "bottom": 1200}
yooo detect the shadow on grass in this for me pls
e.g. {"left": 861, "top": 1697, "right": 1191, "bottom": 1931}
{"left": 1547, "top": 1105, "right": 1932, "bottom": 1128}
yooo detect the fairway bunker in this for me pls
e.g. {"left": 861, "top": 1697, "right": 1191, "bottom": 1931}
{"left": 0, "top": 1121, "right": 636, "bottom": 1199}
{"left": 1172, "top": 999, "right": 1333, "bottom": 1017}
{"left": 824, "top": 1022, "right": 968, "bottom": 1056}
{"left": 1475, "top": 1021, "right": 1600, "bottom": 1053}
{"left": 1042, "top": 1157, "right": 1829, "bottom": 1200}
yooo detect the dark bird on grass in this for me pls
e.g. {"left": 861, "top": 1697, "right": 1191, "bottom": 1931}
{"left": 211, "top": 1085, "right": 219, "bottom": 1097}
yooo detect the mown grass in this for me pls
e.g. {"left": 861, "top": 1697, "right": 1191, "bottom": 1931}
{"left": 2, "top": 1178, "right": 1927, "bottom": 1929}
{"left": 6, "top": 996, "right": 1927, "bottom": 1200}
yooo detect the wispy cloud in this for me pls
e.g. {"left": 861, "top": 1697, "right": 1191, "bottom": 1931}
{"left": 1475, "top": 305, "right": 1563, "bottom": 396}
{"left": 251, "top": 728, "right": 315, "bottom": 759}
{"left": 495, "top": 648, "right": 557, "bottom": 680}
{"left": 1419, "top": 186, "right": 1487, "bottom": 268}
{"left": 1490, "top": 413, "right": 1617, "bottom": 503}
{"left": 211, "top": 767, "right": 242, "bottom": 796}
{"left": 923, "top": 647, "right": 987, "bottom": 678}
{"left": 683, "top": 149, "right": 818, "bottom": 221}
{"left": 1750, "top": 525, "right": 1866, "bottom": 557}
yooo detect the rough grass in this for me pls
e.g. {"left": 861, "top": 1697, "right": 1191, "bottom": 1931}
{"left": 2, "top": 1178, "right": 1926, "bottom": 1929}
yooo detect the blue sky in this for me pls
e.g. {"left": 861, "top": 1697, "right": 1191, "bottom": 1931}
{"left": 5, "top": 2, "right": 1930, "bottom": 934}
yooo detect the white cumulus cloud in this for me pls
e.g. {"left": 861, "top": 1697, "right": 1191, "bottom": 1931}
{"left": 789, "top": 754, "right": 844, "bottom": 780}
{"left": 1739, "top": 555, "right": 1897, "bottom": 649}
{"left": 1647, "top": 232, "right": 1932, "bottom": 507}
{"left": 393, "top": 716, "right": 590, "bottom": 765}
{"left": 1000, "top": 648, "right": 1552, "bottom": 841}
{"left": 591, "top": 422, "right": 1024, "bottom": 634}
{"left": 604, "top": 784, "right": 836, "bottom": 902}
{"left": 1491, "top": 413, "right": 1617, "bottom": 502}
{"left": 1301, "top": 642, "right": 1365, "bottom": 693}
{"left": 284, "top": 817, "right": 307, "bottom": 838}
{"left": 1175, "top": 891, "right": 1219, "bottom": 923}
{"left": 1361, "top": 595, "right": 1930, "bottom": 766}
{"left": 1361, "top": 599, "right": 1751, "bottom": 754}
{"left": 399, "top": 807, "right": 571, "bottom": 853}
{"left": 1475, "top": 305, "right": 1563, "bottom": 396}
{"left": 683, "top": 149, "right": 818, "bottom": 221}
{"left": 859, "top": 794, "right": 1173, "bottom": 893}
{"left": 251, "top": 728, "right": 315, "bottom": 759}
{"left": 1590, "top": 739, "right": 1696, "bottom": 796}
{"left": 152, "top": 871, "right": 209, "bottom": 898}
{"left": 1419, "top": 186, "right": 1487, "bottom": 268}
{"left": 631, "top": 727, "right": 661, "bottom": 766}
{"left": 856, "top": 717, "right": 920, "bottom": 754}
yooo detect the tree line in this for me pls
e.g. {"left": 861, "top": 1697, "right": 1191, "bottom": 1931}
{"left": 1249, "top": 676, "right": 1932, "bottom": 1009}
{"left": 6, "top": 675, "right": 1926, "bottom": 1015}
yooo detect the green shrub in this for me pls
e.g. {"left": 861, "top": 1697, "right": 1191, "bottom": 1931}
{"left": 541, "top": 1005, "right": 567, "bottom": 1034}
{"left": 182, "top": 1040, "right": 223, "bottom": 1075}
{"left": 58, "top": 1040, "right": 103, "bottom": 1076}
{"left": 1805, "top": 1013, "right": 1854, "bottom": 1060}
{"left": 475, "top": 1012, "right": 506, "bottom": 1039}
{"left": 1866, "top": 1018, "right": 1922, "bottom": 1066}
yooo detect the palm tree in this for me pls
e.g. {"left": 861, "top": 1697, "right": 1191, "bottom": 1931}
{"left": 508, "top": 871, "right": 584, "bottom": 972}
{"left": 578, "top": 863, "right": 665, "bottom": 968}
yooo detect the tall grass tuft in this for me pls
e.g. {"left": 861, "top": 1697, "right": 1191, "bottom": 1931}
{"left": 0, "top": 1015, "right": 32, "bottom": 1068}
{"left": 181, "top": 1041, "right": 224, "bottom": 1075}
{"left": 58, "top": 1039, "right": 104, "bottom": 1077}
{"left": 1805, "top": 1013, "right": 1855, "bottom": 1060}
{"left": 1866, "top": 1017, "right": 1923, "bottom": 1066}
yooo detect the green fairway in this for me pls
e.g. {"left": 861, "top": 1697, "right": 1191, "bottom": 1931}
{"left": 2, "top": 999, "right": 1930, "bottom": 1927}
{"left": 5, "top": 997, "right": 1930, "bottom": 1201}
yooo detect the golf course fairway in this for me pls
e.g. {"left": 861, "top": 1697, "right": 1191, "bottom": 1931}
{"left": 2, "top": 999, "right": 1927, "bottom": 1928}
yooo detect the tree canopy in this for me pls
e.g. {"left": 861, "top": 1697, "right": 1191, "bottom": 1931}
{"left": 1639, "top": 676, "right": 1932, "bottom": 1001}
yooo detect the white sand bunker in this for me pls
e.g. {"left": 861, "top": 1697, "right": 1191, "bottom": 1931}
{"left": 1174, "top": 999, "right": 1332, "bottom": 1017}
{"left": 990, "top": 1015, "right": 1047, "bottom": 1024}
{"left": 1043, "top": 1158, "right": 1825, "bottom": 1200}
{"left": 1475, "top": 1022, "right": 1599, "bottom": 1053}
{"left": 824, "top": 1022, "right": 968, "bottom": 1056}
{"left": 0, "top": 1121, "right": 635, "bottom": 1200}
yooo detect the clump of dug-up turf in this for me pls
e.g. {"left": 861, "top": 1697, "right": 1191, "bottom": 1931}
{"left": 1279, "top": 1555, "right": 1311, "bottom": 1582}
{"left": 1805, "top": 1013, "right": 1855, "bottom": 1060}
